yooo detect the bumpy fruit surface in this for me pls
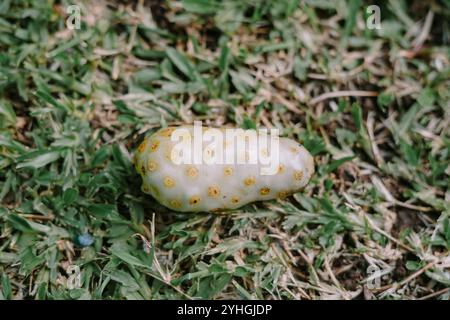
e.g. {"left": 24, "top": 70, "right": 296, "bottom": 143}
{"left": 134, "top": 126, "right": 314, "bottom": 212}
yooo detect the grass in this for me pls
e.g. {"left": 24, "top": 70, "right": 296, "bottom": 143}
{"left": 0, "top": 0, "right": 449, "bottom": 300}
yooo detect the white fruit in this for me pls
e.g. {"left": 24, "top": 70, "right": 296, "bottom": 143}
{"left": 134, "top": 126, "right": 314, "bottom": 212}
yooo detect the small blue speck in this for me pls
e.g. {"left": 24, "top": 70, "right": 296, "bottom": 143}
{"left": 76, "top": 233, "right": 94, "bottom": 247}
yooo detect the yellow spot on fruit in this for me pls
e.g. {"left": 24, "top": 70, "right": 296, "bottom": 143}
{"left": 277, "top": 191, "right": 288, "bottom": 199}
{"left": 294, "top": 171, "right": 304, "bottom": 181}
{"left": 150, "top": 185, "right": 160, "bottom": 197}
{"left": 224, "top": 167, "right": 233, "bottom": 176}
{"left": 231, "top": 196, "right": 240, "bottom": 205}
{"left": 260, "top": 187, "right": 271, "bottom": 196}
{"left": 204, "top": 148, "right": 215, "bottom": 161}
{"left": 163, "top": 177, "right": 175, "bottom": 188}
{"left": 278, "top": 164, "right": 285, "bottom": 174}
{"left": 150, "top": 140, "right": 160, "bottom": 152}
{"left": 147, "top": 160, "right": 158, "bottom": 172}
{"left": 186, "top": 166, "right": 198, "bottom": 178}
{"left": 290, "top": 147, "right": 299, "bottom": 154}
{"left": 205, "top": 148, "right": 213, "bottom": 155}
{"left": 260, "top": 148, "right": 268, "bottom": 157}
{"left": 164, "top": 147, "right": 172, "bottom": 161}
{"left": 135, "top": 160, "right": 142, "bottom": 174}
{"left": 137, "top": 140, "right": 147, "bottom": 153}
{"left": 189, "top": 196, "right": 201, "bottom": 205}
{"left": 169, "top": 199, "right": 182, "bottom": 209}
{"left": 159, "top": 127, "right": 175, "bottom": 137}
{"left": 142, "top": 184, "right": 150, "bottom": 193}
{"left": 208, "top": 185, "right": 221, "bottom": 198}
{"left": 244, "top": 176, "right": 256, "bottom": 186}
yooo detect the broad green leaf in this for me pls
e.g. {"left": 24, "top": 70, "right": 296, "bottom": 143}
{"left": 16, "top": 151, "right": 60, "bottom": 169}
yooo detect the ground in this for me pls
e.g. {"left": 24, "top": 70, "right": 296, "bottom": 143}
{"left": 0, "top": 0, "right": 449, "bottom": 300}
